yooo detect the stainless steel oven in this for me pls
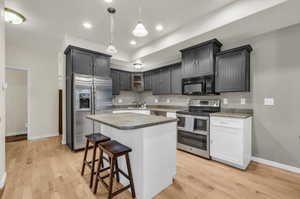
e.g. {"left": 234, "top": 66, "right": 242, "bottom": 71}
{"left": 176, "top": 99, "right": 220, "bottom": 159}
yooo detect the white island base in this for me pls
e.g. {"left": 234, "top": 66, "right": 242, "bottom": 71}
{"left": 97, "top": 122, "right": 177, "bottom": 199}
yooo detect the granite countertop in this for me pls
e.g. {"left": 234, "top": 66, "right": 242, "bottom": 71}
{"left": 87, "top": 113, "right": 178, "bottom": 130}
{"left": 112, "top": 106, "right": 185, "bottom": 113}
{"left": 210, "top": 112, "right": 252, "bottom": 119}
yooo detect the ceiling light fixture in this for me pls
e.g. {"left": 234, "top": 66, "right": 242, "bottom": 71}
{"left": 132, "top": 0, "right": 148, "bottom": 37}
{"left": 83, "top": 22, "right": 92, "bottom": 29}
{"left": 4, "top": 8, "right": 26, "bottom": 24}
{"left": 105, "top": 0, "right": 113, "bottom": 3}
{"left": 106, "top": 7, "right": 118, "bottom": 54}
{"left": 133, "top": 61, "right": 143, "bottom": 69}
{"left": 156, "top": 24, "right": 163, "bottom": 31}
{"left": 130, "top": 40, "right": 137, "bottom": 45}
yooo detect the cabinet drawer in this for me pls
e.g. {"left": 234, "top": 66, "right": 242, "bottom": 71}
{"left": 210, "top": 117, "right": 243, "bottom": 129}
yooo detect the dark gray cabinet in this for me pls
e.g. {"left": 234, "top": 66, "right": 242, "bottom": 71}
{"left": 111, "top": 69, "right": 120, "bottom": 95}
{"left": 180, "top": 39, "right": 222, "bottom": 79}
{"left": 65, "top": 46, "right": 111, "bottom": 77}
{"left": 151, "top": 69, "right": 160, "bottom": 95}
{"left": 119, "top": 71, "right": 132, "bottom": 90}
{"left": 159, "top": 67, "right": 171, "bottom": 94}
{"left": 94, "top": 55, "right": 110, "bottom": 77}
{"left": 215, "top": 45, "right": 252, "bottom": 92}
{"left": 144, "top": 71, "right": 152, "bottom": 90}
{"left": 171, "top": 63, "right": 182, "bottom": 94}
{"left": 72, "top": 49, "right": 93, "bottom": 75}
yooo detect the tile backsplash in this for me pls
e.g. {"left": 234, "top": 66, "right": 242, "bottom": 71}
{"left": 113, "top": 91, "right": 253, "bottom": 109}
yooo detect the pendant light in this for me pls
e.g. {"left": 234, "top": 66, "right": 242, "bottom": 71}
{"left": 106, "top": 7, "right": 118, "bottom": 54}
{"left": 132, "top": 0, "right": 148, "bottom": 37}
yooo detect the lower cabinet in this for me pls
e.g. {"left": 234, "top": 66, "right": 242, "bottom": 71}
{"left": 210, "top": 116, "right": 252, "bottom": 170}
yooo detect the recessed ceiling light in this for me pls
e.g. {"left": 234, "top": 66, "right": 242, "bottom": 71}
{"left": 130, "top": 40, "right": 137, "bottom": 45}
{"left": 83, "top": 22, "right": 92, "bottom": 29}
{"left": 156, "top": 24, "right": 163, "bottom": 31}
{"left": 4, "top": 8, "right": 26, "bottom": 24}
{"left": 105, "top": 0, "right": 113, "bottom": 3}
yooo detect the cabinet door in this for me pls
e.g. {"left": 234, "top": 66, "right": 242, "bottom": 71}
{"left": 194, "top": 45, "right": 212, "bottom": 76}
{"left": 151, "top": 70, "right": 160, "bottom": 95}
{"left": 94, "top": 55, "right": 110, "bottom": 77}
{"left": 72, "top": 50, "right": 93, "bottom": 75}
{"left": 171, "top": 63, "right": 182, "bottom": 94}
{"left": 144, "top": 71, "right": 152, "bottom": 90}
{"left": 111, "top": 70, "right": 120, "bottom": 95}
{"left": 119, "top": 71, "right": 132, "bottom": 90}
{"left": 181, "top": 49, "right": 195, "bottom": 78}
{"left": 215, "top": 51, "right": 248, "bottom": 92}
{"left": 159, "top": 67, "right": 171, "bottom": 94}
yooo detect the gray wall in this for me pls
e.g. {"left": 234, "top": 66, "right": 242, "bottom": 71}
{"left": 114, "top": 23, "right": 300, "bottom": 168}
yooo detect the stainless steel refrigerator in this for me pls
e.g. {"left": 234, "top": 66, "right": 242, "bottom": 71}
{"left": 67, "top": 73, "right": 112, "bottom": 150}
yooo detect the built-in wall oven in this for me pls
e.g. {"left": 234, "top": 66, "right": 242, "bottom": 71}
{"left": 176, "top": 99, "right": 220, "bottom": 158}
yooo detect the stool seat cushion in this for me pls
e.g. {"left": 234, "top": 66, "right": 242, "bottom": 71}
{"left": 85, "top": 133, "right": 110, "bottom": 143}
{"left": 100, "top": 140, "right": 132, "bottom": 155}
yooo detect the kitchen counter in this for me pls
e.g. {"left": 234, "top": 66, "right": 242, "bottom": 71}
{"left": 112, "top": 106, "right": 184, "bottom": 113}
{"left": 87, "top": 112, "right": 177, "bottom": 199}
{"left": 87, "top": 112, "right": 177, "bottom": 130}
{"left": 210, "top": 112, "right": 252, "bottom": 119}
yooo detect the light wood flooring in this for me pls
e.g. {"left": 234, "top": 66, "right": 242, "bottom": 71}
{"left": 2, "top": 136, "right": 300, "bottom": 199}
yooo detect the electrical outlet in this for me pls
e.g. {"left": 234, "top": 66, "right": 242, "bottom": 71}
{"left": 118, "top": 99, "right": 123, "bottom": 103}
{"left": 155, "top": 99, "right": 158, "bottom": 103}
{"left": 264, "top": 98, "right": 274, "bottom": 106}
{"left": 241, "top": 98, "right": 246, "bottom": 105}
{"left": 223, "top": 98, "right": 228, "bottom": 105}
{"left": 166, "top": 99, "right": 170, "bottom": 103}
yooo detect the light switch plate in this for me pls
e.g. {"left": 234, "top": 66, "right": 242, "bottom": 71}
{"left": 264, "top": 98, "right": 274, "bottom": 106}
{"left": 223, "top": 98, "right": 228, "bottom": 105}
{"left": 241, "top": 98, "right": 246, "bottom": 105}
{"left": 166, "top": 99, "right": 170, "bottom": 103}
{"left": 118, "top": 99, "right": 123, "bottom": 103}
{"left": 155, "top": 99, "right": 158, "bottom": 103}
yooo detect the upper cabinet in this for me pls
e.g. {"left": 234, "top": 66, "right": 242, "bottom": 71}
{"left": 64, "top": 45, "right": 111, "bottom": 77}
{"left": 171, "top": 63, "right": 182, "bottom": 94}
{"left": 143, "top": 71, "right": 152, "bottom": 90}
{"left": 215, "top": 45, "right": 252, "bottom": 93}
{"left": 180, "top": 39, "right": 222, "bottom": 79}
{"left": 111, "top": 69, "right": 120, "bottom": 95}
{"left": 119, "top": 70, "right": 132, "bottom": 90}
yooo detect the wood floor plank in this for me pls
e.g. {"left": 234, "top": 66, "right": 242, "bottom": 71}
{"left": 2, "top": 136, "right": 300, "bottom": 199}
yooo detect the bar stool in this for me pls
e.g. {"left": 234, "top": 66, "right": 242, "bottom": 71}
{"left": 93, "top": 140, "right": 136, "bottom": 199}
{"left": 81, "top": 133, "right": 110, "bottom": 188}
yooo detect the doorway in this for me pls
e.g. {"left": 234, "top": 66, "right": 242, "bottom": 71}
{"left": 5, "top": 67, "right": 30, "bottom": 142}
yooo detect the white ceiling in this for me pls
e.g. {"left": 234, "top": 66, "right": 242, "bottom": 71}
{"left": 5, "top": 0, "right": 300, "bottom": 71}
{"left": 5, "top": 0, "right": 236, "bottom": 54}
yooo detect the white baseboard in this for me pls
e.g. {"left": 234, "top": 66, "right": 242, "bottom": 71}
{"left": 28, "top": 133, "right": 59, "bottom": 141}
{"left": 6, "top": 131, "right": 27, "bottom": 137}
{"left": 252, "top": 156, "right": 300, "bottom": 174}
{"left": 0, "top": 172, "right": 7, "bottom": 189}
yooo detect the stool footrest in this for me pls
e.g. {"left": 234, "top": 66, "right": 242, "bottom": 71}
{"left": 111, "top": 185, "right": 131, "bottom": 198}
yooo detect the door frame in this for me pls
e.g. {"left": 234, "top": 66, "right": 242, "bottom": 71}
{"left": 5, "top": 66, "right": 31, "bottom": 138}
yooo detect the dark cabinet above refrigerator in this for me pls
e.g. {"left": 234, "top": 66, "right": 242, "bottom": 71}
{"left": 215, "top": 45, "right": 252, "bottom": 93}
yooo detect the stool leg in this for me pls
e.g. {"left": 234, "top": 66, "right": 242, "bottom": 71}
{"left": 81, "top": 140, "right": 89, "bottom": 176}
{"left": 93, "top": 149, "right": 103, "bottom": 194}
{"left": 115, "top": 158, "right": 120, "bottom": 183}
{"left": 125, "top": 154, "right": 136, "bottom": 198}
{"left": 90, "top": 143, "right": 98, "bottom": 188}
{"left": 108, "top": 157, "right": 116, "bottom": 199}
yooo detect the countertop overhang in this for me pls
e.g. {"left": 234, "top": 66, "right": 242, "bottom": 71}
{"left": 87, "top": 113, "right": 178, "bottom": 130}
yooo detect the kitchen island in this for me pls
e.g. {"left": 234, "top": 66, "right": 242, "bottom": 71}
{"left": 87, "top": 113, "right": 177, "bottom": 199}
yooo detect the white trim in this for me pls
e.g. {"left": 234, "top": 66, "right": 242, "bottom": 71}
{"left": 28, "top": 133, "right": 59, "bottom": 141}
{"left": 5, "top": 66, "right": 31, "bottom": 139}
{"left": 0, "top": 172, "right": 7, "bottom": 189}
{"left": 5, "top": 131, "right": 27, "bottom": 137}
{"left": 252, "top": 156, "right": 300, "bottom": 174}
